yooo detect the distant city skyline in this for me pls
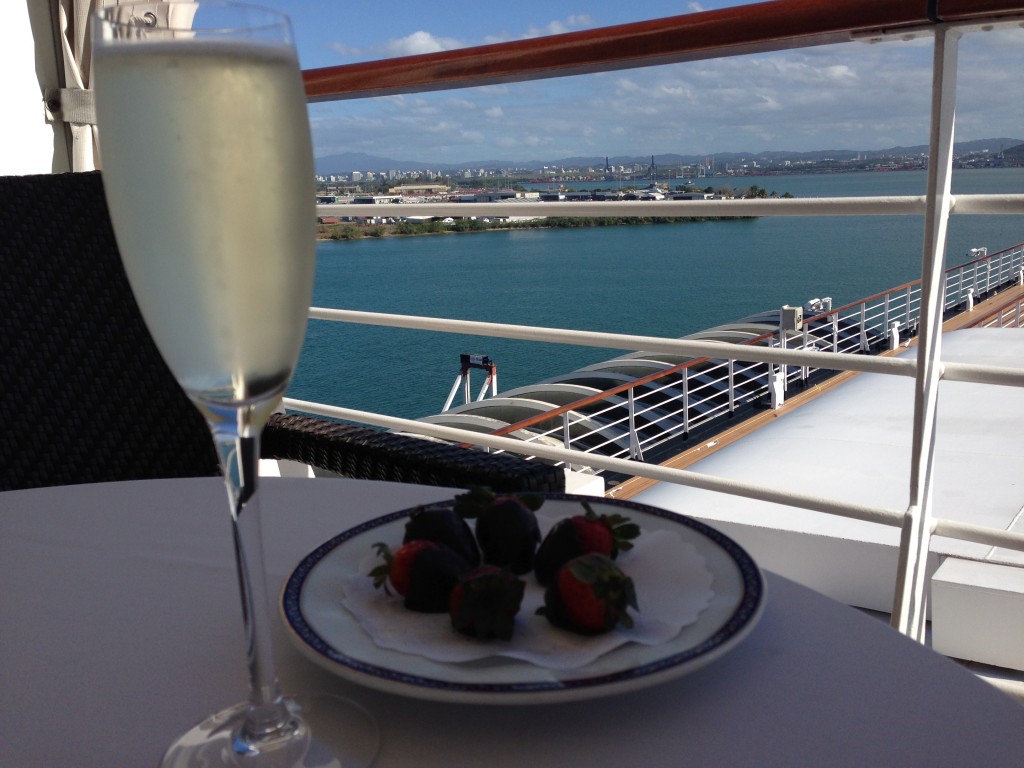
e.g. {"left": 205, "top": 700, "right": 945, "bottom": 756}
{"left": 260, "top": 1, "right": 1024, "bottom": 165}
{"left": 312, "top": 137, "right": 1022, "bottom": 179}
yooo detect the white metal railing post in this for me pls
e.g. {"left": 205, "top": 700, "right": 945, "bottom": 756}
{"left": 892, "top": 25, "right": 961, "bottom": 642}
{"left": 859, "top": 303, "right": 869, "bottom": 351}
{"left": 780, "top": 329, "right": 789, "bottom": 392}
{"left": 801, "top": 324, "right": 810, "bottom": 382}
{"left": 728, "top": 358, "right": 736, "bottom": 412}
{"left": 681, "top": 368, "right": 690, "bottom": 434}
{"left": 627, "top": 388, "right": 643, "bottom": 460}
{"left": 562, "top": 413, "right": 573, "bottom": 470}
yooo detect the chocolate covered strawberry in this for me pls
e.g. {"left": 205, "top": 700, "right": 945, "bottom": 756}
{"left": 370, "top": 541, "right": 470, "bottom": 613}
{"left": 538, "top": 553, "right": 638, "bottom": 635}
{"left": 534, "top": 502, "right": 640, "bottom": 585}
{"left": 403, "top": 504, "right": 480, "bottom": 567}
{"left": 448, "top": 566, "right": 526, "bottom": 641}
{"left": 454, "top": 488, "right": 542, "bottom": 575}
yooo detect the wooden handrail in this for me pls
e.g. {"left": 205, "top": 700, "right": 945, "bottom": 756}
{"left": 302, "top": 0, "right": 1024, "bottom": 102}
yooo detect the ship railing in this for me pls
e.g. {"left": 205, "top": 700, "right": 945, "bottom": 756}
{"left": 287, "top": 0, "right": 1024, "bottom": 641}
{"left": 431, "top": 242, "right": 1022, "bottom": 467}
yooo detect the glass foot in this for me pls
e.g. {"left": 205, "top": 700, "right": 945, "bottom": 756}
{"left": 160, "top": 693, "right": 378, "bottom": 768}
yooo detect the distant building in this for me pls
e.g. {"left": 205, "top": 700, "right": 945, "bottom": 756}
{"left": 388, "top": 183, "right": 450, "bottom": 196}
{"left": 351, "top": 194, "right": 401, "bottom": 204}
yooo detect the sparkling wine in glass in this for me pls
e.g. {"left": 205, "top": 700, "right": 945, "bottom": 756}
{"left": 92, "top": 3, "right": 378, "bottom": 765}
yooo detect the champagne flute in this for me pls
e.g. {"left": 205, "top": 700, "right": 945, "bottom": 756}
{"left": 92, "top": 3, "right": 378, "bottom": 765}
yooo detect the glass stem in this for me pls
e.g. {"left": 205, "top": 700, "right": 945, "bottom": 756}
{"left": 212, "top": 426, "right": 298, "bottom": 748}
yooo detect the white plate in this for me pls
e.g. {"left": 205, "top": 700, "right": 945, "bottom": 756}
{"left": 281, "top": 493, "right": 765, "bottom": 705}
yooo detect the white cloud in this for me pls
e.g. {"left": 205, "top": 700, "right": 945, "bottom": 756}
{"left": 445, "top": 97, "right": 477, "bottom": 111}
{"left": 383, "top": 30, "right": 465, "bottom": 56}
{"left": 525, "top": 15, "right": 595, "bottom": 38}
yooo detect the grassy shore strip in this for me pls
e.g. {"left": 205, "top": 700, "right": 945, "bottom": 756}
{"left": 316, "top": 215, "right": 755, "bottom": 241}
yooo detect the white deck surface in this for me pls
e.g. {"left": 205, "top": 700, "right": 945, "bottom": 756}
{"left": 633, "top": 328, "right": 1024, "bottom": 667}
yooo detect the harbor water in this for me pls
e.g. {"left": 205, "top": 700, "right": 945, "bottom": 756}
{"left": 291, "top": 168, "right": 1024, "bottom": 420}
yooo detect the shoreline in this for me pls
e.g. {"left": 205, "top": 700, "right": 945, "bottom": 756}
{"left": 315, "top": 214, "right": 754, "bottom": 242}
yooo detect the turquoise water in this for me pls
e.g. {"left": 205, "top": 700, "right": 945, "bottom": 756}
{"left": 291, "top": 168, "right": 1024, "bottom": 419}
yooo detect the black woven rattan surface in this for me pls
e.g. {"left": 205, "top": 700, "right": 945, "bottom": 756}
{"left": 263, "top": 413, "right": 564, "bottom": 493}
{"left": 0, "top": 172, "right": 220, "bottom": 490}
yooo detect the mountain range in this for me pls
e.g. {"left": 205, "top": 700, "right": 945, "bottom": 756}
{"left": 314, "top": 138, "right": 1024, "bottom": 176}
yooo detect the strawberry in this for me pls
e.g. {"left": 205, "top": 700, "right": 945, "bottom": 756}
{"left": 370, "top": 541, "right": 470, "bottom": 613}
{"left": 455, "top": 488, "right": 543, "bottom": 575}
{"left": 538, "top": 553, "right": 638, "bottom": 635}
{"left": 534, "top": 502, "right": 640, "bottom": 585}
{"left": 403, "top": 504, "right": 481, "bottom": 567}
{"left": 448, "top": 566, "right": 526, "bottom": 641}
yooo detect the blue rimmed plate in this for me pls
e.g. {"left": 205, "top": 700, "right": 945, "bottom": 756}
{"left": 281, "top": 493, "right": 764, "bottom": 704}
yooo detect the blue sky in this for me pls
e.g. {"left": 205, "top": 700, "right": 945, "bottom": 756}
{"left": 260, "top": 0, "right": 1024, "bottom": 164}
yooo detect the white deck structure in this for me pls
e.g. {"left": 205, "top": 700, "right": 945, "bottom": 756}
{"left": 633, "top": 328, "right": 1024, "bottom": 671}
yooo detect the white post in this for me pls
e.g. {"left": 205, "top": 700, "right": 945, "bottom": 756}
{"left": 728, "top": 358, "right": 736, "bottom": 412}
{"left": 442, "top": 375, "right": 463, "bottom": 412}
{"left": 681, "top": 369, "right": 690, "bottom": 434}
{"left": 627, "top": 388, "right": 643, "bottom": 461}
{"left": 891, "top": 25, "right": 961, "bottom": 642}
{"left": 801, "top": 324, "right": 810, "bottom": 383}
{"left": 770, "top": 369, "right": 785, "bottom": 410}
{"left": 475, "top": 378, "right": 491, "bottom": 402}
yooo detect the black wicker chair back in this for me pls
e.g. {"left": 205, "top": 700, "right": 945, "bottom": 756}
{"left": 262, "top": 413, "right": 564, "bottom": 493}
{"left": 0, "top": 172, "right": 219, "bottom": 490}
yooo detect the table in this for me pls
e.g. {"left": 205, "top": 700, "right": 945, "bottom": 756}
{"left": 3, "top": 477, "right": 1023, "bottom": 767}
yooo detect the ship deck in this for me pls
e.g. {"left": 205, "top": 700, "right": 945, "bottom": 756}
{"left": 614, "top": 281, "right": 1024, "bottom": 494}
{"left": 619, "top": 284, "right": 1024, "bottom": 685}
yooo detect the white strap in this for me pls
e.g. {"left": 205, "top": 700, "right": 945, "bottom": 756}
{"left": 44, "top": 87, "right": 96, "bottom": 125}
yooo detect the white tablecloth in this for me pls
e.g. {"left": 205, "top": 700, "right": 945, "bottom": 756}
{"left": 2, "top": 477, "right": 1023, "bottom": 767}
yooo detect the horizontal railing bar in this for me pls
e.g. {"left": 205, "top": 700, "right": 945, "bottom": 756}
{"left": 932, "top": 518, "right": 1024, "bottom": 550}
{"left": 308, "top": 306, "right": 915, "bottom": 372}
{"left": 308, "top": 307, "right": 1024, "bottom": 386}
{"left": 318, "top": 194, "right": 1024, "bottom": 220}
{"left": 941, "top": 361, "right": 1024, "bottom": 386}
{"left": 950, "top": 194, "right": 1024, "bottom": 216}
{"left": 279, "top": 397, "right": 1024, "bottom": 554}
{"left": 302, "top": 0, "right": 1024, "bottom": 102}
